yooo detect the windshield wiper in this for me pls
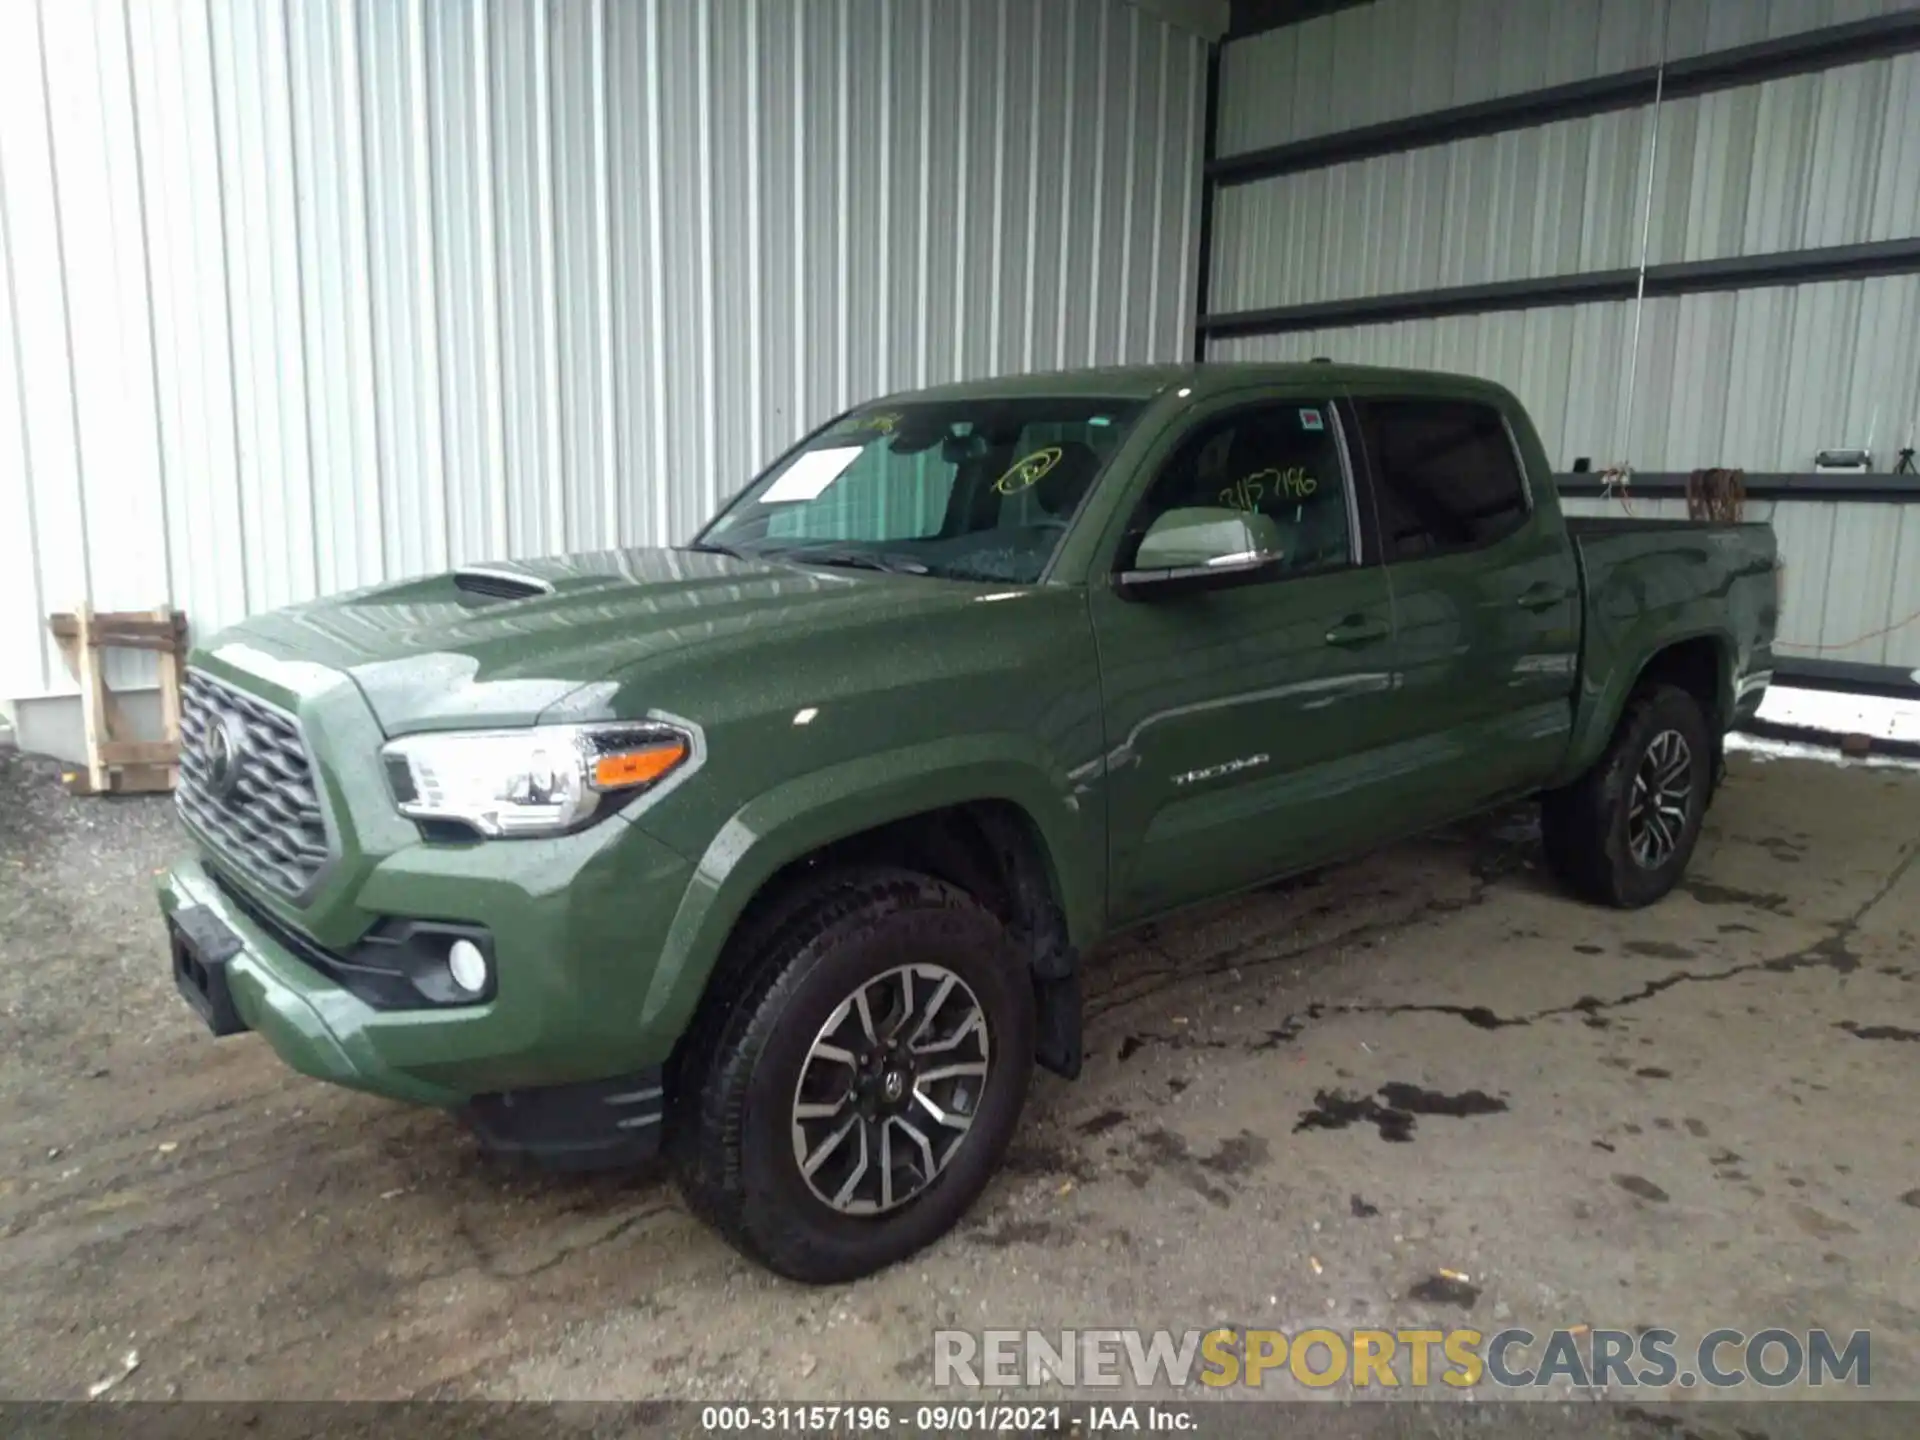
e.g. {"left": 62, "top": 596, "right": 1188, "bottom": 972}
{"left": 778, "top": 547, "right": 931, "bottom": 576}
{"left": 683, "top": 540, "right": 749, "bottom": 560}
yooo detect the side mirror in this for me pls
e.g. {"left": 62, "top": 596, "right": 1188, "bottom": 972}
{"left": 1116, "top": 507, "right": 1285, "bottom": 600}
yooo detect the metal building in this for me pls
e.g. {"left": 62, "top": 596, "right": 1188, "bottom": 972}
{"left": 6, "top": 0, "right": 1920, "bottom": 763}
{"left": 0, "top": 0, "right": 1215, "bottom": 757}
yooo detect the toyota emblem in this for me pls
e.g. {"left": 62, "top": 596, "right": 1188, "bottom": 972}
{"left": 206, "top": 712, "right": 250, "bottom": 800}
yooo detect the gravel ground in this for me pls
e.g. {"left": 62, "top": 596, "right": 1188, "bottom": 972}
{"left": 0, "top": 739, "right": 1915, "bottom": 1434}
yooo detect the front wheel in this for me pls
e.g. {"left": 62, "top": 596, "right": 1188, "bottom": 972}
{"left": 1540, "top": 683, "right": 1713, "bottom": 909}
{"left": 670, "top": 867, "right": 1034, "bottom": 1282}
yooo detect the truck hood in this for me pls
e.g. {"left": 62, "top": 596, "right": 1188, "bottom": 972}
{"left": 212, "top": 548, "right": 985, "bottom": 733}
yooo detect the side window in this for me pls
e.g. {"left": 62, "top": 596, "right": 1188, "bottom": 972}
{"left": 1356, "top": 400, "right": 1528, "bottom": 560}
{"left": 1120, "top": 402, "right": 1354, "bottom": 576}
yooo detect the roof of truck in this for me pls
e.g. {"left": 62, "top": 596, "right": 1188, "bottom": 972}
{"left": 883, "top": 361, "right": 1516, "bottom": 406}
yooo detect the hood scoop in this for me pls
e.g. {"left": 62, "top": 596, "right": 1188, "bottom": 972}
{"left": 452, "top": 567, "right": 554, "bottom": 602}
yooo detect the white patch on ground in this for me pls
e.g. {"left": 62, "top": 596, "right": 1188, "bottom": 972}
{"left": 1729, "top": 733, "right": 1920, "bottom": 772}
{"left": 1733, "top": 681, "right": 1920, "bottom": 771}
{"left": 1757, "top": 684, "right": 1920, "bottom": 741}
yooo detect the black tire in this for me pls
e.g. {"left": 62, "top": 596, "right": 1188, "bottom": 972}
{"left": 669, "top": 865, "right": 1034, "bottom": 1283}
{"left": 1539, "top": 683, "right": 1713, "bottom": 909}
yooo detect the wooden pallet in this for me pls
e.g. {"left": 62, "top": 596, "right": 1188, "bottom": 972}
{"left": 46, "top": 605, "right": 188, "bottom": 795}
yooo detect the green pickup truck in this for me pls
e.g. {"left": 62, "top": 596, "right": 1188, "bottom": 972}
{"left": 159, "top": 362, "right": 1777, "bottom": 1281}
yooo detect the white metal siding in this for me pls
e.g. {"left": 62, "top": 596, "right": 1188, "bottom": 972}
{"left": 1627, "top": 275, "right": 1920, "bottom": 470}
{"left": 1208, "top": 0, "right": 1920, "bottom": 477}
{"left": 1210, "top": 107, "right": 1659, "bottom": 312}
{"left": 0, "top": 0, "right": 1207, "bottom": 705}
{"left": 1213, "top": 47, "right": 1920, "bottom": 314}
{"left": 1211, "top": 274, "right": 1920, "bottom": 477}
{"left": 1648, "top": 51, "right": 1920, "bottom": 261}
{"left": 1217, "top": 0, "right": 1920, "bottom": 158}
{"left": 1219, "top": 287, "right": 1920, "bottom": 674}
{"left": 1209, "top": 302, "right": 1640, "bottom": 473}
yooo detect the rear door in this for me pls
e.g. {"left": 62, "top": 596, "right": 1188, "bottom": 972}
{"left": 1346, "top": 392, "right": 1580, "bottom": 827}
{"left": 1090, "top": 392, "right": 1402, "bottom": 923}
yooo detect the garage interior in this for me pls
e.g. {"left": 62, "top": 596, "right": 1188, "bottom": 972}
{"left": 2, "top": 0, "right": 1919, "bottom": 1418}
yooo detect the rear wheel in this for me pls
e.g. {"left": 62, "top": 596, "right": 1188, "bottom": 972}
{"left": 1540, "top": 683, "right": 1713, "bottom": 909}
{"left": 670, "top": 866, "right": 1033, "bottom": 1282}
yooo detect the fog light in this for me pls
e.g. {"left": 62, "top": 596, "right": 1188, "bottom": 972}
{"left": 447, "top": 938, "right": 489, "bottom": 995}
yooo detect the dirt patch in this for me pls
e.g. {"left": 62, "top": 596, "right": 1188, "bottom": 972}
{"left": 1407, "top": 1273, "right": 1480, "bottom": 1309}
{"left": 1613, "top": 1175, "right": 1671, "bottom": 1203}
{"left": 1294, "top": 1085, "right": 1508, "bottom": 1141}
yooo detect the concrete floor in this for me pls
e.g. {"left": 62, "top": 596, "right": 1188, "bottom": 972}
{"left": 0, "top": 743, "right": 1915, "bottom": 1421}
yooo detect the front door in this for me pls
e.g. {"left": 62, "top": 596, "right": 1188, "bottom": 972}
{"left": 1089, "top": 394, "right": 1400, "bottom": 923}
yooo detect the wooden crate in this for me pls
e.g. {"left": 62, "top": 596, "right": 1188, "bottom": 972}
{"left": 46, "top": 606, "right": 188, "bottom": 795}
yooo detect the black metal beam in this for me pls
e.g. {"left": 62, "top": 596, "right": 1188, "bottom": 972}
{"left": 1555, "top": 471, "right": 1920, "bottom": 505}
{"left": 1202, "top": 268, "right": 1637, "bottom": 338}
{"left": 1212, "top": 68, "right": 1656, "bottom": 188}
{"left": 1192, "top": 43, "right": 1222, "bottom": 363}
{"left": 1645, "top": 239, "right": 1920, "bottom": 298}
{"left": 1226, "top": 0, "right": 1370, "bottom": 41}
{"left": 1197, "top": 238, "right": 1920, "bottom": 341}
{"left": 1210, "top": 9, "right": 1920, "bottom": 187}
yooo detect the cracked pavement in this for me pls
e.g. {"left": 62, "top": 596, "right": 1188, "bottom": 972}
{"left": 1, "top": 744, "right": 1916, "bottom": 1416}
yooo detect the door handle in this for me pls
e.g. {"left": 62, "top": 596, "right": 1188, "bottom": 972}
{"left": 1324, "top": 615, "right": 1390, "bottom": 648}
{"left": 1517, "top": 583, "right": 1569, "bottom": 612}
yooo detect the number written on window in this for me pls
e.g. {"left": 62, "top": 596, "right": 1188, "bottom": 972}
{"left": 1126, "top": 403, "right": 1353, "bottom": 576}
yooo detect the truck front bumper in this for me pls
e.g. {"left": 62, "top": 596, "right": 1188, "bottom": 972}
{"left": 162, "top": 854, "right": 473, "bottom": 1106}
{"left": 158, "top": 832, "right": 689, "bottom": 1164}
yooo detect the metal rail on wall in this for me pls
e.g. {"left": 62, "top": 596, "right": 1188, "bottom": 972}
{"left": 1554, "top": 475, "right": 1920, "bottom": 505}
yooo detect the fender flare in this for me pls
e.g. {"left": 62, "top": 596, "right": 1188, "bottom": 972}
{"left": 1561, "top": 624, "right": 1734, "bottom": 782}
{"left": 634, "top": 735, "right": 1100, "bottom": 1047}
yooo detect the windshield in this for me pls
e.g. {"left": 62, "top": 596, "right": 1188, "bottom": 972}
{"left": 693, "top": 397, "right": 1146, "bottom": 583}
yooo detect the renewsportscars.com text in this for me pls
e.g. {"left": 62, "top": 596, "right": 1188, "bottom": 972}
{"left": 933, "top": 1326, "right": 1871, "bottom": 1391}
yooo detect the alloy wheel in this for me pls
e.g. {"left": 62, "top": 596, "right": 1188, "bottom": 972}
{"left": 1628, "top": 728, "right": 1693, "bottom": 869}
{"left": 790, "top": 963, "right": 991, "bottom": 1215}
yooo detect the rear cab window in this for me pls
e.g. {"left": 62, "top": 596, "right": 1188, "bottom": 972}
{"left": 1353, "top": 399, "right": 1529, "bottom": 560}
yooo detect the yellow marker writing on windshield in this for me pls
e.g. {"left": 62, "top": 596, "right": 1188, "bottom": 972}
{"left": 994, "top": 447, "right": 1063, "bottom": 496}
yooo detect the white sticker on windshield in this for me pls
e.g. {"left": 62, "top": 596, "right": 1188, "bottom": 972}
{"left": 760, "top": 446, "right": 865, "bottom": 502}
{"left": 1299, "top": 408, "right": 1325, "bottom": 431}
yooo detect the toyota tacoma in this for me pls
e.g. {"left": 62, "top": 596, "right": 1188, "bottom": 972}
{"left": 159, "top": 363, "right": 1778, "bottom": 1281}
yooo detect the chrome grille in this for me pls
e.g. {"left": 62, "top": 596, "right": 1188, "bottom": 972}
{"left": 177, "top": 670, "right": 330, "bottom": 900}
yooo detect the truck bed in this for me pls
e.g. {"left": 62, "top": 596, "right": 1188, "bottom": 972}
{"left": 1567, "top": 514, "right": 1778, "bottom": 732}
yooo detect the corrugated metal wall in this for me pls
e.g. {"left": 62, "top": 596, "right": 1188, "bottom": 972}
{"left": 1218, "top": 0, "right": 1920, "bottom": 156}
{"left": 0, "top": 0, "right": 1208, "bottom": 708}
{"left": 1210, "top": 107, "right": 1661, "bottom": 312}
{"left": 1218, "top": 293, "right": 1920, "bottom": 674}
{"left": 1209, "top": 0, "right": 1920, "bottom": 679}
{"left": 1213, "top": 51, "right": 1920, "bottom": 318}
{"left": 1210, "top": 274, "right": 1920, "bottom": 476}
{"left": 1210, "top": 300, "right": 1637, "bottom": 472}
{"left": 1209, "top": 5, "right": 1920, "bottom": 474}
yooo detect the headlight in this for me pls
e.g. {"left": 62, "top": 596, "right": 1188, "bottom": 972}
{"left": 381, "top": 721, "right": 694, "bottom": 838}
